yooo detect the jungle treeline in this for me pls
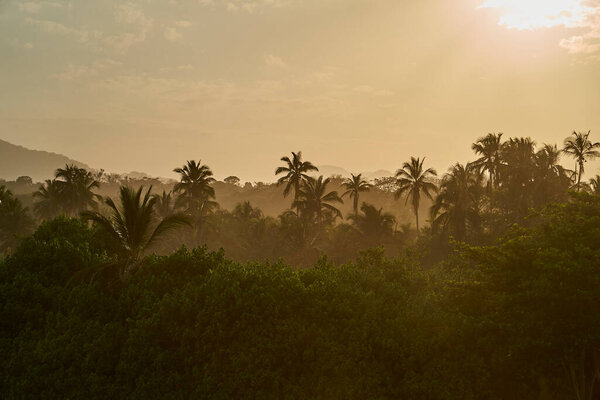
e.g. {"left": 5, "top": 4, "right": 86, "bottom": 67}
{"left": 1, "top": 131, "right": 600, "bottom": 399}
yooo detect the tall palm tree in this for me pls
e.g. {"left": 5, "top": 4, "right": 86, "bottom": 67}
{"left": 472, "top": 132, "right": 503, "bottom": 192}
{"left": 394, "top": 157, "right": 437, "bottom": 232}
{"left": 275, "top": 151, "right": 319, "bottom": 200}
{"left": 431, "top": 163, "right": 483, "bottom": 240}
{"left": 55, "top": 164, "right": 101, "bottom": 216}
{"left": 173, "top": 160, "right": 216, "bottom": 211}
{"left": 563, "top": 131, "right": 600, "bottom": 191}
{"left": 499, "top": 137, "right": 537, "bottom": 215}
{"left": 349, "top": 202, "right": 395, "bottom": 243}
{"left": 33, "top": 179, "right": 64, "bottom": 220}
{"left": 82, "top": 186, "right": 190, "bottom": 273}
{"left": 0, "top": 186, "right": 34, "bottom": 254}
{"left": 342, "top": 173, "right": 371, "bottom": 215}
{"left": 294, "top": 176, "right": 343, "bottom": 225}
{"left": 532, "top": 144, "right": 573, "bottom": 206}
{"left": 589, "top": 175, "right": 600, "bottom": 195}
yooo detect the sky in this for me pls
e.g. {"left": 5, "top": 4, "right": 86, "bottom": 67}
{"left": 1, "top": 0, "right": 600, "bottom": 182}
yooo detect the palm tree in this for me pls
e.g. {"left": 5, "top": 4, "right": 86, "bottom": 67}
{"left": 472, "top": 132, "right": 503, "bottom": 192}
{"left": 33, "top": 179, "right": 64, "bottom": 220}
{"left": 349, "top": 202, "right": 395, "bottom": 243}
{"left": 233, "top": 201, "right": 263, "bottom": 221}
{"left": 294, "top": 176, "right": 343, "bottom": 225}
{"left": 394, "top": 157, "right": 437, "bottom": 232}
{"left": 498, "top": 137, "right": 537, "bottom": 215}
{"left": 532, "top": 144, "right": 573, "bottom": 206}
{"left": 342, "top": 173, "right": 371, "bottom": 215}
{"left": 82, "top": 186, "right": 190, "bottom": 274}
{"left": 275, "top": 151, "right": 319, "bottom": 200}
{"left": 563, "top": 131, "right": 600, "bottom": 191}
{"left": 152, "top": 190, "right": 177, "bottom": 219}
{"left": 431, "top": 163, "right": 483, "bottom": 240}
{"left": 589, "top": 175, "right": 600, "bottom": 195}
{"left": 55, "top": 164, "right": 101, "bottom": 216}
{"left": 0, "top": 186, "right": 34, "bottom": 254}
{"left": 173, "top": 160, "right": 216, "bottom": 210}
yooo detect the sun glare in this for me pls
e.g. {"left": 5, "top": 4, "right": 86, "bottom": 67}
{"left": 479, "top": 0, "right": 591, "bottom": 30}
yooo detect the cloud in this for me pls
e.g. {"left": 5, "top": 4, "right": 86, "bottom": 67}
{"left": 160, "top": 64, "right": 195, "bottom": 72}
{"left": 115, "top": 2, "right": 153, "bottom": 29}
{"left": 51, "top": 59, "right": 122, "bottom": 81}
{"left": 479, "top": 0, "right": 600, "bottom": 57}
{"left": 164, "top": 27, "right": 182, "bottom": 41}
{"left": 264, "top": 54, "right": 288, "bottom": 68}
{"left": 199, "top": 0, "right": 293, "bottom": 13}
{"left": 18, "top": 1, "right": 63, "bottom": 14}
{"left": 103, "top": 3, "right": 153, "bottom": 53}
{"left": 25, "top": 17, "right": 96, "bottom": 43}
{"left": 174, "top": 20, "right": 192, "bottom": 28}
{"left": 7, "top": 38, "right": 35, "bottom": 49}
{"left": 19, "top": 2, "right": 41, "bottom": 13}
{"left": 163, "top": 19, "right": 192, "bottom": 41}
{"left": 560, "top": 29, "right": 600, "bottom": 54}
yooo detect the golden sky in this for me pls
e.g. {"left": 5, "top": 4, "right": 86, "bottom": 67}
{"left": 1, "top": 0, "right": 600, "bottom": 181}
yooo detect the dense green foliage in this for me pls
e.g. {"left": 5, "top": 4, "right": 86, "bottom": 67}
{"left": 1, "top": 193, "right": 599, "bottom": 399}
{"left": 1, "top": 131, "right": 599, "bottom": 398}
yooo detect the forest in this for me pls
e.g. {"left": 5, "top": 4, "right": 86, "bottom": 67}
{"left": 1, "top": 131, "right": 600, "bottom": 399}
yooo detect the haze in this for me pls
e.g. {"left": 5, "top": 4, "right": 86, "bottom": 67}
{"left": 1, "top": 0, "right": 600, "bottom": 181}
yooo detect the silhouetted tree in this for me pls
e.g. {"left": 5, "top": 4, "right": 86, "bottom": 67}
{"left": 589, "top": 175, "right": 600, "bottom": 195}
{"left": 152, "top": 190, "right": 177, "bottom": 218}
{"left": 173, "top": 160, "right": 216, "bottom": 210}
{"left": 275, "top": 151, "right": 318, "bottom": 201}
{"left": 563, "top": 131, "right": 600, "bottom": 191}
{"left": 532, "top": 144, "right": 573, "bottom": 206}
{"left": 224, "top": 176, "right": 241, "bottom": 186}
{"left": 233, "top": 201, "right": 263, "bottom": 221}
{"left": 0, "top": 186, "right": 34, "bottom": 254}
{"left": 55, "top": 164, "right": 101, "bottom": 216}
{"left": 472, "top": 132, "right": 503, "bottom": 192}
{"left": 498, "top": 137, "right": 537, "bottom": 216}
{"left": 294, "top": 176, "right": 343, "bottom": 225}
{"left": 15, "top": 176, "right": 33, "bottom": 186}
{"left": 82, "top": 186, "right": 190, "bottom": 276}
{"left": 431, "top": 163, "right": 483, "bottom": 241}
{"left": 33, "top": 179, "right": 64, "bottom": 220}
{"left": 394, "top": 157, "right": 437, "bottom": 232}
{"left": 173, "top": 160, "right": 217, "bottom": 245}
{"left": 342, "top": 173, "right": 371, "bottom": 215}
{"left": 349, "top": 202, "right": 395, "bottom": 243}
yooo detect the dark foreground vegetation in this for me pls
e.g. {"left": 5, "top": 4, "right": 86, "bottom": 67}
{"left": 1, "top": 131, "right": 600, "bottom": 398}
{"left": 1, "top": 193, "right": 599, "bottom": 399}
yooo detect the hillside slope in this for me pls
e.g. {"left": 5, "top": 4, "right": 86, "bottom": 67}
{"left": 0, "top": 139, "right": 90, "bottom": 182}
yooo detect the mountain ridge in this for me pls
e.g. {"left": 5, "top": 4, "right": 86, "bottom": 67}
{"left": 0, "top": 139, "right": 90, "bottom": 182}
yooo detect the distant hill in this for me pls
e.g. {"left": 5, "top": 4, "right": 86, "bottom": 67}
{"left": 313, "top": 165, "right": 394, "bottom": 181}
{"left": 0, "top": 139, "right": 90, "bottom": 182}
{"left": 363, "top": 169, "right": 394, "bottom": 180}
{"left": 313, "top": 165, "right": 351, "bottom": 178}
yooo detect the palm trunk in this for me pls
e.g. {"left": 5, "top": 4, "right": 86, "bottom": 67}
{"left": 415, "top": 205, "right": 420, "bottom": 233}
{"left": 577, "top": 162, "right": 583, "bottom": 192}
{"left": 353, "top": 195, "right": 358, "bottom": 215}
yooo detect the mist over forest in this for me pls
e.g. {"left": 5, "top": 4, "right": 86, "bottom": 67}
{"left": 2, "top": 129, "right": 600, "bottom": 399}
{"left": 3, "top": 0, "right": 600, "bottom": 398}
